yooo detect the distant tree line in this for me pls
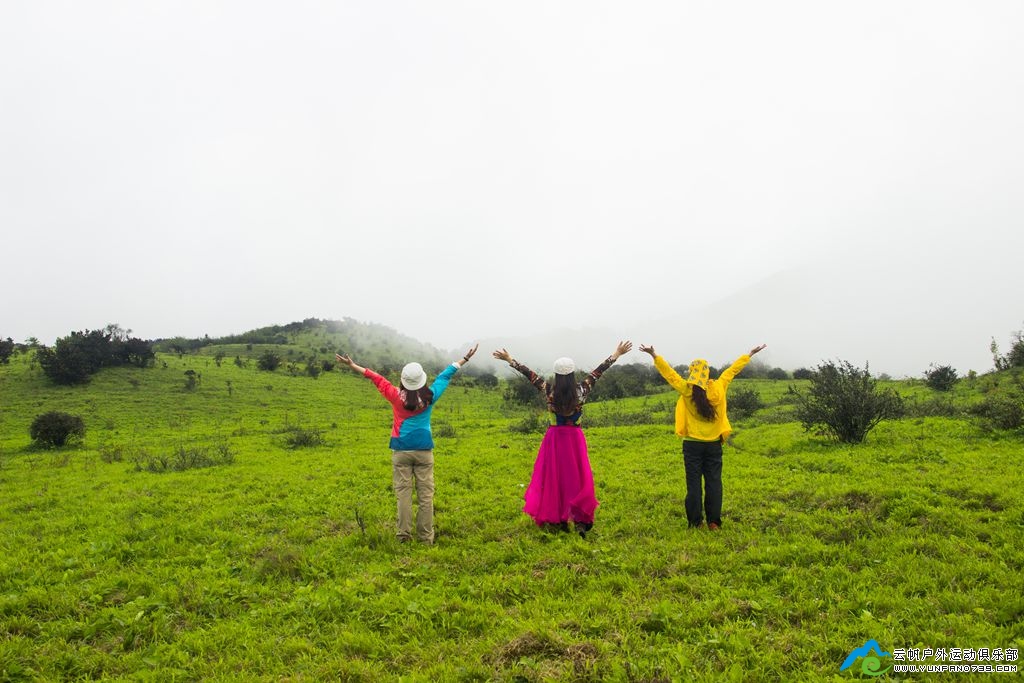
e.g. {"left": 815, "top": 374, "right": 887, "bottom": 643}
{"left": 35, "top": 325, "right": 154, "bottom": 385}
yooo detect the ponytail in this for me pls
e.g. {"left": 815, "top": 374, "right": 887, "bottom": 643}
{"left": 691, "top": 385, "right": 717, "bottom": 421}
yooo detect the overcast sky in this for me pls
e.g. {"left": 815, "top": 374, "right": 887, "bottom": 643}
{"left": 2, "top": 1, "right": 1022, "bottom": 376}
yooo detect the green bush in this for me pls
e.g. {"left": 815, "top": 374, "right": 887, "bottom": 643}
{"left": 789, "top": 360, "right": 904, "bottom": 444}
{"left": 503, "top": 375, "right": 546, "bottom": 409}
{"left": 991, "top": 328, "right": 1024, "bottom": 370}
{"left": 257, "top": 351, "right": 282, "bottom": 372}
{"left": 35, "top": 328, "right": 153, "bottom": 385}
{"left": 508, "top": 413, "right": 547, "bottom": 434}
{"left": 970, "top": 391, "right": 1024, "bottom": 431}
{"left": 728, "top": 385, "right": 764, "bottom": 419}
{"left": 925, "top": 364, "right": 959, "bottom": 392}
{"left": 904, "top": 396, "right": 961, "bottom": 418}
{"left": 283, "top": 427, "right": 326, "bottom": 448}
{"left": 0, "top": 337, "right": 13, "bottom": 364}
{"left": 29, "top": 411, "right": 86, "bottom": 448}
{"left": 433, "top": 421, "right": 457, "bottom": 438}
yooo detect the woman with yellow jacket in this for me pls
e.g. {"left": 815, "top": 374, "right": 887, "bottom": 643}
{"left": 640, "top": 342, "right": 767, "bottom": 530}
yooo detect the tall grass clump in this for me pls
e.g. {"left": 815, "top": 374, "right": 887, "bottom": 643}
{"left": 283, "top": 426, "right": 327, "bottom": 448}
{"left": 133, "top": 442, "right": 235, "bottom": 472}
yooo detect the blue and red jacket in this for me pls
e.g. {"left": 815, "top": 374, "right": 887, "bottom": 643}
{"left": 364, "top": 363, "right": 459, "bottom": 450}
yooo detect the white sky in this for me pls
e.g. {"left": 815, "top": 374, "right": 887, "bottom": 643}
{"left": 2, "top": 1, "right": 1022, "bottom": 376}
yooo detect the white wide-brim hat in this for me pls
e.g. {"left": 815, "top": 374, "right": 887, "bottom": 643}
{"left": 553, "top": 357, "right": 575, "bottom": 375}
{"left": 401, "top": 362, "right": 427, "bottom": 390}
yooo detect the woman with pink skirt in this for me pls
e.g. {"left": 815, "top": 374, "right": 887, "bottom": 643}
{"left": 493, "top": 341, "right": 632, "bottom": 538}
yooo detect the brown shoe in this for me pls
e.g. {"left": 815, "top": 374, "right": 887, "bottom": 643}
{"left": 708, "top": 522, "right": 720, "bottom": 531}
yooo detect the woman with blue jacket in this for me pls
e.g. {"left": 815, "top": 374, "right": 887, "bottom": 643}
{"left": 336, "top": 344, "right": 478, "bottom": 544}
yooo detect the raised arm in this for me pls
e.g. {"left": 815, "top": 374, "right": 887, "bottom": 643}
{"left": 430, "top": 344, "right": 480, "bottom": 401}
{"left": 336, "top": 353, "right": 367, "bottom": 375}
{"left": 718, "top": 344, "right": 767, "bottom": 389}
{"left": 492, "top": 348, "right": 547, "bottom": 393}
{"left": 456, "top": 343, "right": 479, "bottom": 369}
{"left": 336, "top": 353, "right": 399, "bottom": 402}
{"left": 580, "top": 340, "right": 632, "bottom": 395}
{"left": 641, "top": 343, "right": 688, "bottom": 394}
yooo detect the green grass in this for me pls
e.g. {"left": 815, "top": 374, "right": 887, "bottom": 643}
{"left": 1, "top": 352, "right": 1022, "bottom": 681}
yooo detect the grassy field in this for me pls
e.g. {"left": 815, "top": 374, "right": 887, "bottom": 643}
{"left": 1, "top": 350, "right": 1022, "bottom": 681}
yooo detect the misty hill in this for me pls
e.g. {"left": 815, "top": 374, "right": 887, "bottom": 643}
{"left": 153, "top": 318, "right": 457, "bottom": 374}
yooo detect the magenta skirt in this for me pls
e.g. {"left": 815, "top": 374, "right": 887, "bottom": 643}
{"left": 523, "top": 425, "right": 599, "bottom": 525}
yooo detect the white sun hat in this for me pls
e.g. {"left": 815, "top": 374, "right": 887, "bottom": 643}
{"left": 400, "top": 362, "right": 427, "bottom": 390}
{"left": 553, "top": 357, "right": 575, "bottom": 375}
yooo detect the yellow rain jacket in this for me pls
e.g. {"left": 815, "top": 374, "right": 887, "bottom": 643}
{"left": 653, "top": 354, "right": 751, "bottom": 442}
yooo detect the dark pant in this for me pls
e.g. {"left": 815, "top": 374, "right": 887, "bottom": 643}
{"left": 683, "top": 439, "right": 723, "bottom": 527}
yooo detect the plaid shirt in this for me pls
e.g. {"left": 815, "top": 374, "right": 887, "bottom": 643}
{"left": 509, "top": 355, "right": 617, "bottom": 424}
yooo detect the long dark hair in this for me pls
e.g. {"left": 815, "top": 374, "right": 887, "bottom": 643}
{"left": 691, "top": 385, "right": 717, "bottom": 421}
{"left": 550, "top": 373, "right": 580, "bottom": 416}
{"left": 401, "top": 386, "right": 434, "bottom": 412}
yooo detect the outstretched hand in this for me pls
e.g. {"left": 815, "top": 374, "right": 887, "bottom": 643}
{"left": 336, "top": 353, "right": 367, "bottom": 375}
{"left": 461, "top": 343, "right": 479, "bottom": 364}
{"left": 749, "top": 344, "right": 767, "bottom": 356}
{"left": 639, "top": 344, "right": 656, "bottom": 358}
{"left": 492, "top": 348, "right": 513, "bottom": 363}
{"left": 613, "top": 340, "right": 633, "bottom": 359}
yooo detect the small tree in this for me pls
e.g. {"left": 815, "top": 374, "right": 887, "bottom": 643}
{"left": 30, "top": 411, "right": 86, "bottom": 448}
{"left": 0, "top": 337, "right": 13, "bottom": 364}
{"left": 257, "top": 351, "right": 282, "bottom": 372}
{"left": 924, "top": 364, "right": 958, "bottom": 392}
{"left": 789, "top": 360, "right": 904, "bottom": 444}
{"left": 991, "top": 327, "right": 1024, "bottom": 370}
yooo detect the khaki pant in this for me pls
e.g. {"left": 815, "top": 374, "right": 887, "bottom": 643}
{"left": 391, "top": 449, "right": 435, "bottom": 543}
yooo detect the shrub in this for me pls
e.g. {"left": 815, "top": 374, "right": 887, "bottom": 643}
{"left": 257, "top": 351, "right": 282, "bottom": 372}
{"left": 99, "top": 442, "right": 126, "bottom": 463}
{"left": 283, "top": 427, "right": 326, "bottom": 448}
{"left": 991, "top": 328, "right": 1024, "bottom": 370}
{"left": 0, "top": 337, "right": 13, "bottom": 364}
{"left": 789, "top": 360, "right": 904, "bottom": 444}
{"left": 728, "top": 385, "right": 765, "bottom": 419}
{"left": 904, "top": 396, "right": 961, "bottom": 418}
{"left": 476, "top": 372, "right": 499, "bottom": 389}
{"left": 133, "top": 442, "right": 235, "bottom": 472}
{"left": 508, "top": 413, "right": 548, "bottom": 434}
{"left": 29, "top": 411, "right": 86, "bottom": 448}
{"left": 35, "top": 328, "right": 154, "bottom": 384}
{"left": 925, "top": 364, "right": 959, "bottom": 392}
{"left": 792, "top": 368, "right": 814, "bottom": 381}
{"left": 970, "top": 391, "right": 1024, "bottom": 431}
{"left": 433, "top": 421, "right": 457, "bottom": 438}
{"left": 504, "top": 375, "right": 546, "bottom": 409}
